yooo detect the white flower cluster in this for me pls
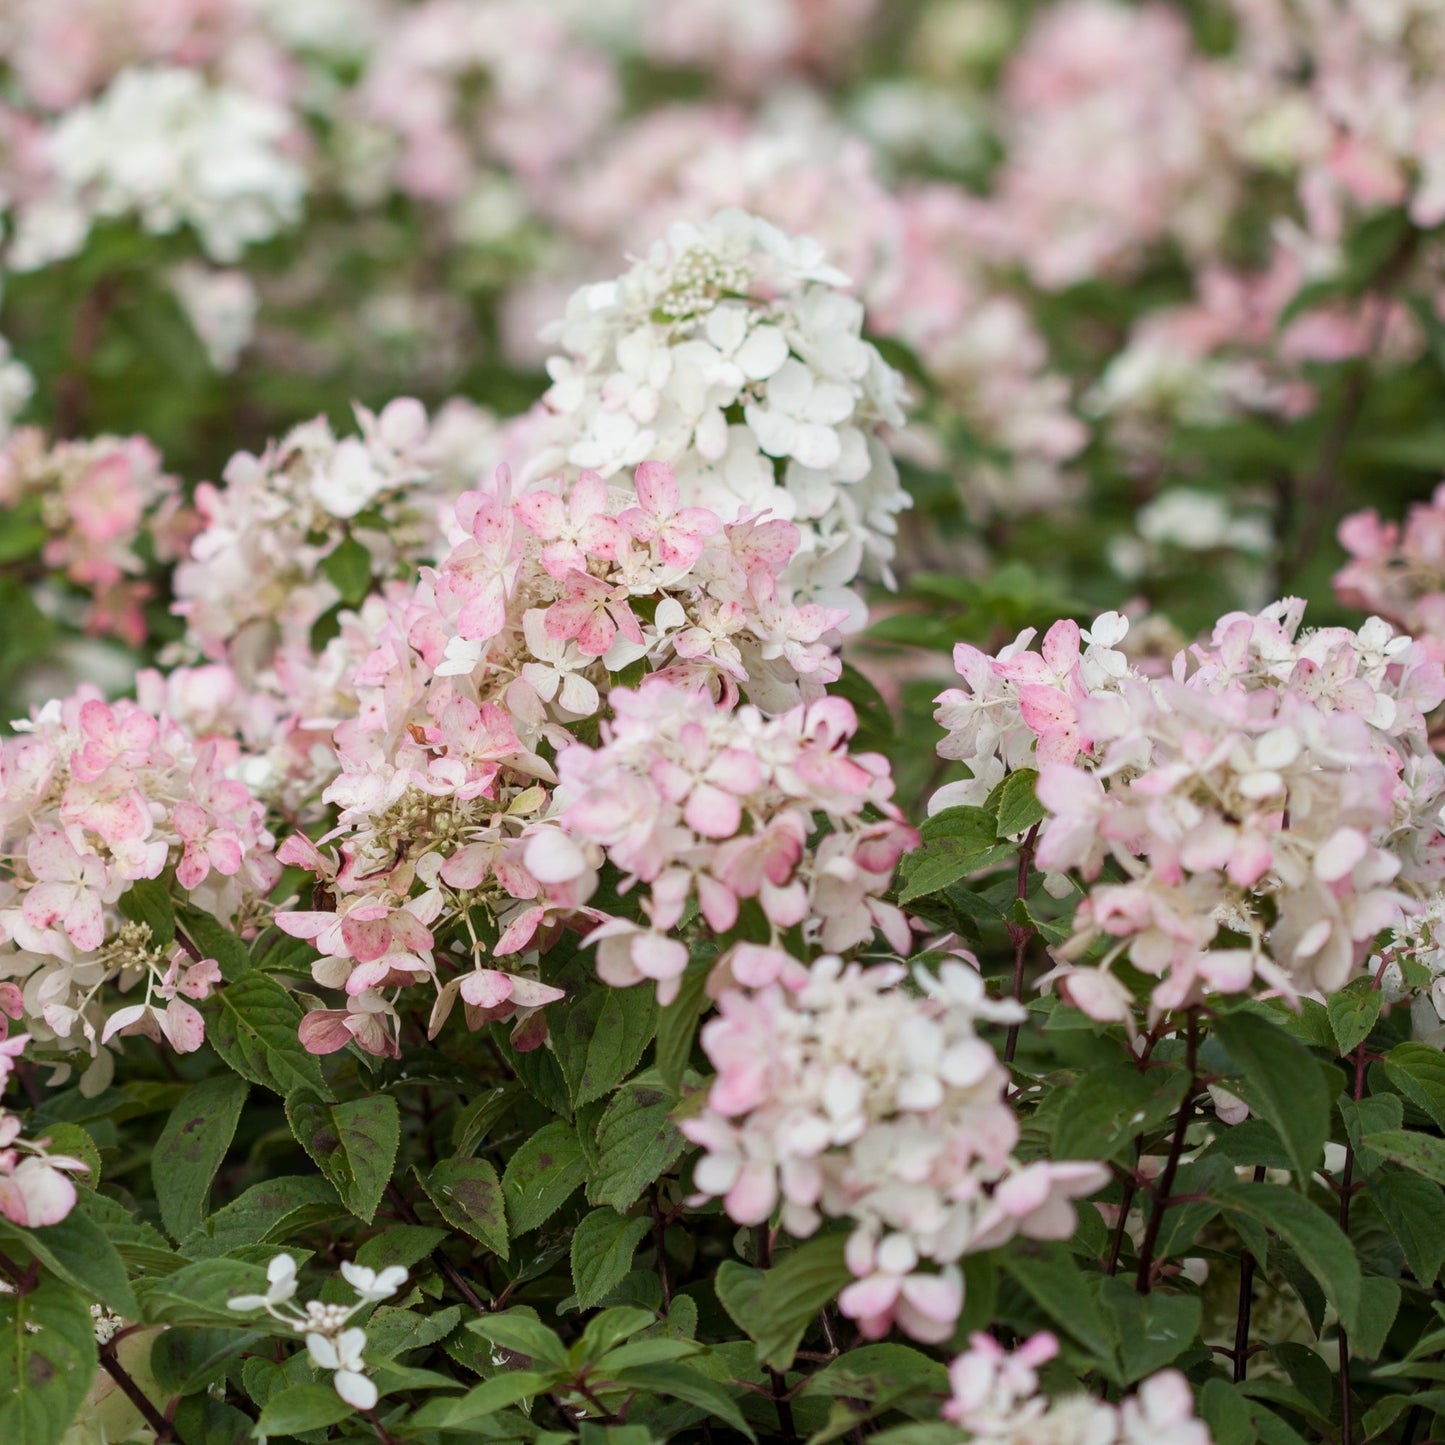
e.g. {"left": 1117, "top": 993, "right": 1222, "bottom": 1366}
{"left": 10, "top": 66, "right": 305, "bottom": 270}
{"left": 1380, "top": 892, "right": 1445, "bottom": 1046}
{"left": 528, "top": 208, "right": 911, "bottom": 593}
{"left": 229, "top": 1254, "right": 407, "bottom": 1412}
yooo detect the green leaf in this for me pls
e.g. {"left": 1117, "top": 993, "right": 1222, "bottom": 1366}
{"left": 1212, "top": 1012, "right": 1331, "bottom": 1184}
{"left": 1369, "top": 1164, "right": 1445, "bottom": 1285}
{"left": 654, "top": 960, "right": 711, "bottom": 1095}
{"left": 469, "top": 1309, "right": 569, "bottom": 1369}
{"left": 0, "top": 1277, "right": 96, "bottom": 1445}
{"left": 721, "top": 1235, "right": 852, "bottom": 1372}
{"left": 1052, "top": 1062, "right": 1189, "bottom": 1162}
{"left": 321, "top": 534, "right": 374, "bottom": 607}
{"left": 1211, "top": 1181, "right": 1361, "bottom": 1335}
{"left": 118, "top": 877, "right": 175, "bottom": 946}
{"left": 180, "top": 1175, "right": 344, "bottom": 1259}
{"left": 1097, "top": 1278, "right": 1202, "bottom": 1382}
{"left": 174, "top": 904, "right": 250, "bottom": 981}
{"left": 286, "top": 1092, "right": 399, "bottom": 1224}
{"left": 1350, "top": 1276, "right": 1400, "bottom": 1360}
{"left": 206, "top": 970, "right": 328, "bottom": 1098}
{"left": 408, "top": 1372, "right": 553, "bottom": 1430}
{"left": 420, "top": 1157, "right": 509, "bottom": 1258}
{"left": 571, "top": 1210, "right": 652, "bottom": 1311}
{"left": 256, "top": 1383, "right": 354, "bottom": 1435}
{"left": 607, "top": 1362, "right": 755, "bottom": 1441}
{"left": 588, "top": 1078, "right": 688, "bottom": 1213}
{"left": 896, "top": 807, "right": 1005, "bottom": 905}
{"left": 988, "top": 769, "right": 1044, "bottom": 839}
{"left": 37, "top": 1125, "right": 100, "bottom": 1190}
{"left": 503, "top": 1120, "right": 587, "bottom": 1235}
{"left": 1200, "top": 1379, "right": 1257, "bottom": 1445}
{"left": 1384, "top": 1042, "right": 1445, "bottom": 1129}
{"left": 139, "top": 1259, "right": 280, "bottom": 1327}
{"left": 833, "top": 662, "right": 895, "bottom": 751}
{"left": 4, "top": 1207, "right": 139, "bottom": 1317}
{"left": 1364, "top": 1128, "right": 1445, "bottom": 1184}
{"left": 1326, "top": 978, "right": 1381, "bottom": 1057}
{"left": 555, "top": 984, "right": 656, "bottom": 1110}
{"left": 1002, "top": 1246, "right": 1117, "bottom": 1377}
{"left": 152, "top": 1072, "right": 248, "bottom": 1241}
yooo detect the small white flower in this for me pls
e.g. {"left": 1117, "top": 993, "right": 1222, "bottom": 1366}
{"left": 340, "top": 1261, "right": 408, "bottom": 1302}
{"left": 228, "top": 1253, "right": 298, "bottom": 1312}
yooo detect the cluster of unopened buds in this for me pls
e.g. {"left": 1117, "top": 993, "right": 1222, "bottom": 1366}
{"left": 931, "top": 599, "right": 1445, "bottom": 1019}
{"left": 681, "top": 953, "right": 1108, "bottom": 1343}
{"left": 228, "top": 1255, "right": 407, "bottom": 1411}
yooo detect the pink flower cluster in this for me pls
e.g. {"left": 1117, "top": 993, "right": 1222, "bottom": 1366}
{"left": 932, "top": 601, "right": 1445, "bottom": 1017}
{"left": 943, "top": 1332, "right": 1212, "bottom": 1445}
{"left": 1336, "top": 483, "right": 1445, "bottom": 647}
{"left": 0, "top": 687, "right": 277, "bottom": 1075}
{"left": 0, "top": 427, "right": 192, "bottom": 645}
{"left": 546, "top": 679, "right": 917, "bottom": 1000}
{"left": 682, "top": 955, "right": 1108, "bottom": 1342}
{"left": 270, "top": 442, "right": 876, "bottom": 1057}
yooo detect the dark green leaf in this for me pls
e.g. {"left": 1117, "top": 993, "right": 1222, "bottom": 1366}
{"left": 152, "top": 1072, "right": 248, "bottom": 1241}
{"left": 1097, "top": 1278, "right": 1202, "bottom": 1382}
{"left": 572, "top": 1209, "right": 652, "bottom": 1311}
{"left": 1211, "top": 1181, "right": 1361, "bottom": 1334}
{"left": 1052, "top": 1062, "right": 1189, "bottom": 1162}
{"left": 0, "top": 1277, "right": 96, "bottom": 1445}
{"left": 256, "top": 1383, "right": 354, "bottom": 1435}
{"left": 1002, "top": 1246, "right": 1117, "bottom": 1377}
{"left": 588, "top": 1078, "right": 688, "bottom": 1213}
{"left": 987, "top": 769, "right": 1045, "bottom": 839}
{"left": 503, "top": 1120, "right": 587, "bottom": 1235}
{"left": 1384, "top": 1042, "right": 1445, "bottom": 1130}
{"left": 420, "top": 1157, "right": 509, "bottom": 1257}
{"left": 1326, "top": 978, "right": 1382, "bottom": 1057}
{"left": 607, "top": 1362, "right": 755, "bottom": 1441}
{"left": 1212, "top": 1012, "right": 1331, "bottom": 1184}
{"left": 286, "top": 1092, "right": 399, "bottom": 1224}
{"left": 206, "top": 970, "right": 328, "bottom": 1098}
{"left": 1369, "top": 1164, "right": 1445, "bottom": 1285}
{"left": 1365, "top": 1128, "right": 1445, "bottom": 1185}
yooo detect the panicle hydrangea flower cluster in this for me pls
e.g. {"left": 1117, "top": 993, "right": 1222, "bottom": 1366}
{"left": 0, "top": 686, "right": 278, "bottom": 1075}
{"left": 527, "top": 208, "right": 911, "bottom": 587}
{"left": 942, "top": 1332, "right": 1213, "bottom": 1445}
{"left": 171, "top": 397, "right": 496, "bottom": 676}
{"left": 8, "top": 64, "right": 306, "bottom": 270}
{"left": 546, "top": 678, "right": 917, "bottom": 1001}
{"left": 681, "top": 954, "right": 1108, "bottom": 1343}
{"left": 228, "top": 1254, "right": 407, "bottom": 1412}
{"left": 931, "top": 600, "right": 1445, "bottom": 1019}
{"left": 1378, "top": 891, "right": 1445, "bottom": 1047}
{"left": 1336, "top": 482, "right": 1445, "bottom": 648}
{"left": 271, "top": 435, "right": 886, "bottom": 1058}
{"left": 0, "top": 427, "right": 192, "bottom": 645}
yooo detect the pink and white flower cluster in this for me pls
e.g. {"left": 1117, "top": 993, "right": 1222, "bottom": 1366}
{"left": 547, "top": 679, "right": 917, "bottom": 1001}
{"left": 932, "top": 601, "right": 1445, "bottom": 1018}
{"left": 0, "top": 427, "right": 192, "bottom": 646}
{"left": 943, "top": 1332, "right": 1212, "bottom": 1445}
{"left": 682, "top": 954, "right": 1108, "bottom": 1342}
{"left": 0, "top": 686, "right": 277, "bottom": 1075}
{"left": 172, "top": 397, "right": 497, "bottom": 675}
{"left": 270, "top": 437, "right": 885, "bottom": 1057}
